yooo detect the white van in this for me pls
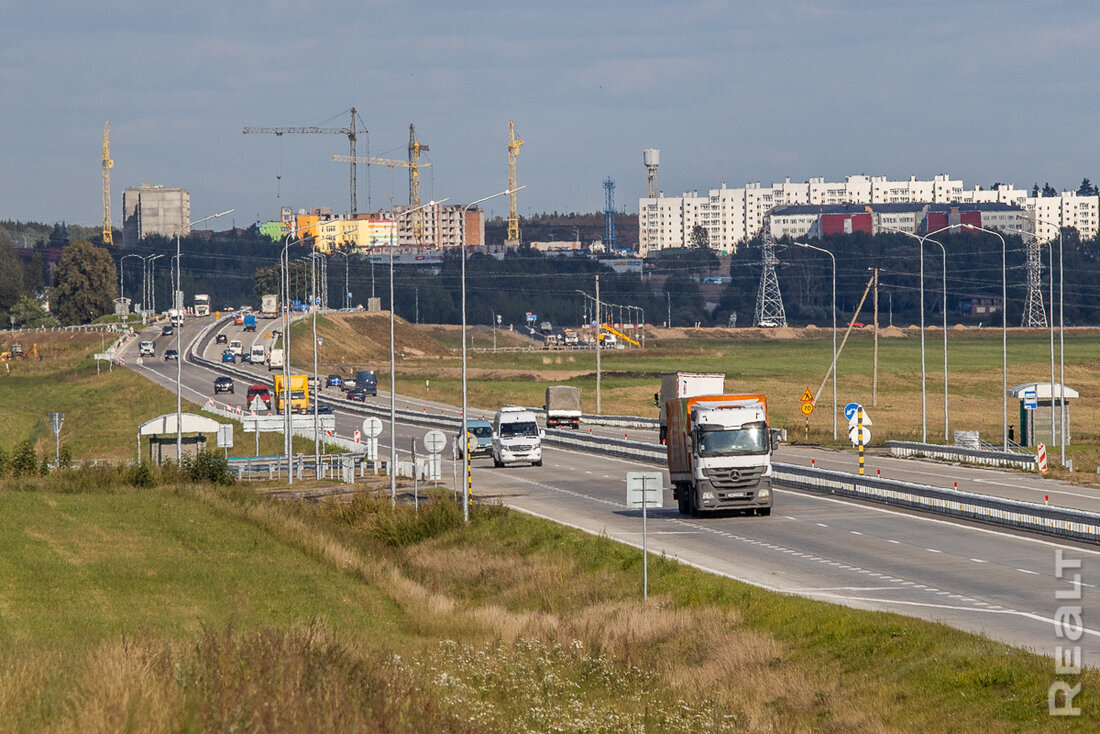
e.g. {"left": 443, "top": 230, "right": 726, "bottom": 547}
{"left": 249, "top": 344, "right": 267, "bottom": 364}
{"left": 491, "top": 406, "right": 544, "bottom": 467}
{"left": 138, "top": 340, "right": 155, "bottom": 357}
{"left": 267, "top": 348, "right": 284, "bottom": 371}
{"left": 229, "top": 339, "right": 244, "bottom": 357}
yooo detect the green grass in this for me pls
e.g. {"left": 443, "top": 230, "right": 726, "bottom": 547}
{"left": 0, "top": 479, "right": 1094, "bottom": 731}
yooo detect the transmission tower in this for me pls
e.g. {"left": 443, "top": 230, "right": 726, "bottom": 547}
{"left": 1021, "top": 236, "right": 1047, "bottom": 327}
{"left": 603, "top": 178, "right": 616, "bottom": 251}
{"left": 753, "top": 219, "right": 787, "bottom": 328}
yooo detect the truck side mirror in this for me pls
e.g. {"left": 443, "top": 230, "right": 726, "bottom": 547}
{"left": 539, "top": 429, "right": 546, "bottom": 439}
{"left": 770, "top": 429, "right": 780, "bottom": 451}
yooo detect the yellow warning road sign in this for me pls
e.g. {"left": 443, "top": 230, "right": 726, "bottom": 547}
{"left": 800, "top": 402, "right": 814, "bottom": 416}
{"left": 799, "top": 388, "right": 814, "bottom": 403}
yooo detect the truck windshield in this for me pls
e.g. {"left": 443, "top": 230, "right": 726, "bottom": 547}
{"left": 500, "top": 421, "right": 538, "bottom": 438}
{"left": 696, "top": 421, "right": 768, "bottom": 456}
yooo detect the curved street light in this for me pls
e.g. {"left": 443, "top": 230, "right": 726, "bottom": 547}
{"left": 962, "top": 223, "right": 1009, "bottom": 451}
{"left": 792, "top": 242, "right": 837, "bottom": 440}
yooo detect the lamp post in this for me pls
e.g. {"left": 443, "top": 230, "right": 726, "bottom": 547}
{"left": 142, "top": 254, "right": 163, "bottom": 322}
{"left": 962, "top": 223, "right": 1009, "bottom": 451}
{"left": 175, "top": 210, "right": 233, "bottom": 463}
{"left": 886, "top": 224, "right": 954, "bottom": 442}
{"left": 1007, "top": 225, "right": 1056, "bottom": 450}
{"left": 460, "top": 189, "right": 518, "bottom": 522}
{"left": 330, "top": 250, "right": 350, "bottom": 310}
{"left": 119, "top": 254, "right": 142, "bottom": 322}
{"left": 793, "top": 242, "right": 837, "bottom": 440}
{"left": 391, "top": 200, "right": 447, "bottom": 506}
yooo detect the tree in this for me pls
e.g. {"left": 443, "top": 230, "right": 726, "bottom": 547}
{"left": 0, "top": 240, "right": 22, "bottom": 315}
{"left": 1079, "top": 178, "right": 1099, "bottom": 197}
{"left": 1042, "top": 182, "right": 1058, "bottom": 198}
{"left": 10, "top": 295, "right": 58, "bottom": 328}
{"left": 689, "top": 225, "right": 709, "bottom": 249}
{"left": 52, "top": 240, "right": 117, "bottom": 324}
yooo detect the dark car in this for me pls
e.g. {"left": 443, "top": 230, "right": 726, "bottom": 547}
{"left": 346, "top": 387, "right": 368, "bottom": 402}
{"left": 221, "top": 350, "right": 236, "bottom": 364}
{"left": 326, "top": 374, "right": 343, "bottom": 387}
{"left": 161, "top": 325, "right": 174, "bottom": 336}
{"left": 213, "top": 376, "right": 234, "bottom": 394}
{"left": 311, "top": 403, "right": 334, "bottom": 415}
{"left": 164, "top": 349, "right": 179, "bottom": 361}
{"left": 215, "top": 333, "right": 228, "bottom": 344}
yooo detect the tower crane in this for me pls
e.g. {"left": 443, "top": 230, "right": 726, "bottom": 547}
{"left": 102, "top": 121, "right": 113, "bottom": 246}
{"left": 331, "top": 152, "right": 434, "bottom": 244}
{"left": 243, "top": 108, "right": 365, "bottom": 216}
{"left": 506, "top": 120, "right": 524, "bottom": 244}
{"left": 408, "top": 124, "right": 429, "bottom": 245}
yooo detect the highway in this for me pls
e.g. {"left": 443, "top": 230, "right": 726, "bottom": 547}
{"left": 120, "top": 313, "right": 1100, "bottom": 663}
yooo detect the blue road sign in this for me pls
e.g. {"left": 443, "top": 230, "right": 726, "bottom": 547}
{"left": 844, "top": 402, "right": 861, "bottom": 420}
{"left": 1024, "top": 390, "right": 1038, "bottom": 410}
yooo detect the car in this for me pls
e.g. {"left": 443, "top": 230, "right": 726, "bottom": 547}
{"left": 457, "top": 419, "right": 494, "bottom": 457}
{"left": 326, "top": 374, "right": 343, "bottom": 388}
{"left": 138, "top": 340, "right": 156, "bottom": 356}
{"left": 342, "top": 378, "right": 357, "bottom": 391}
{"left": 161, "top": 325, "right": 174, "bottom": 336}
{"left": 346, "top": 387, "right": 368, "bottom": 402}
{"left": 215, "top": 333, "right": 228, "bottom": 344}
{"left": 213, "top": 376, "right": 234, "bottom": 394}
{"left": 221, "top": 350, "right": 236, "bottom": 363}
{"left": 246, "top": 385, "right": 272, "bottom": 410}
{"left": 311, "top": 403, "right": 334, "bottom": 415}
{"left": 164, "top": 349, "right": 179, "bottom": 361}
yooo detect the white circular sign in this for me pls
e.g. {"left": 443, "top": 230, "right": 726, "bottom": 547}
{"left": 848, "top": 425, "right": 872, "bottom": 445}
{"left": 136, "top": 357, "right": 144, "bottom": 366}
{"left": 423, "top": 429, "right": 447, "bottom": 454}
{"left": 362, "top": 416, "right": 384, "bottom": 438}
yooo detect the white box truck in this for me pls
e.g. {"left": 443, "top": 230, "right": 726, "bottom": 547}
{"left": 544, "top": 385, "right": 582, "bottom": 429}
{"left": 665, "top": 394, "right": 776, "bottom": 517}
{"left": 261, "top": 294, "right": 279, "bottom": 319}
{"left": 657, "top": 372, "right": 725, "bottom": 443}
{"left": 267, "top": 348, "right": 284, "bottom": 371}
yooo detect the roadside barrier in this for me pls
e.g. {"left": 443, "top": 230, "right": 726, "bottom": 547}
{"left": 886, "top": 440, "right": 1037, "bottom": 470}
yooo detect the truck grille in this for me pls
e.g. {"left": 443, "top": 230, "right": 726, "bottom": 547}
{"left": 706, "top": 466, "right": 766, "bottom": 489}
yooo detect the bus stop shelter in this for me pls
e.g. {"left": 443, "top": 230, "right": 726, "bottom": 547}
{"left": 1008, "top": 382, "right": 1077, "bottom": 447}
{"left": 138, "top": 413, "right": 221, "bottom": 465}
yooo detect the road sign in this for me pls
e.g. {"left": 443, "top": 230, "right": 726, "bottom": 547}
{"left": 423, "top": 429, "right": 446, "bottom": 454}
{"left": 249, "top": 396, "right": 267, "bottom": 412}
{"left": 800, "top": 402, "right": 814, "bottom": 416}
{"left": 362, "top": 416, "right": 383, "bottom": 438}
{"left": 1038, "top": 443, "right": 1048, "bottom": 473}
{"left": 354, "top": 429, "right": 361, "bottom": 443}
{"left": 799, "top": 388, "right": 814, "bottom": 403}
{"left": 217, "top": 423, "right": 233, "bottom": 449}
{"left": 1024, "top": 389, "right": 1038, "bottom": 410}
{"left": 626, "top": 471, "right": 663, "bottom": 509}
{"left": 849, "top": 425, "right": 871, "bottom": 445}
{"left": 843, "top": 402, "right": 861, "bottom": 420}
{"left": 847, "top": 410, "right": 871, "bottom": 428}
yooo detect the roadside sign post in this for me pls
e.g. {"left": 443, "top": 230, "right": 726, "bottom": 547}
{"left": 48, "top": 412, "right": 64, "bottom": 469}
{"left": 217, "top": 423, "right": 233, "bottom": 458}
{"left": 626, "top": 471, "right": 664, "bottom": 600}
{"left": 363, "top": 416, "right": 383, "bottom": 473}
{"left": 423, "top": 429, "right": 446, "bottom": 486}
{"left": 799, "top": 387, "right": 814, "bottom": 439}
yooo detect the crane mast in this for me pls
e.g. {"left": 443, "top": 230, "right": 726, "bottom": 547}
{"left": 102, "top": 121, "right": 113, "bottom": 245}
{"left": 331, "top": 152, "right": 435, "bottom": 245}
{"left": 243, "top": 108, "right": 363, "bottom": 216}
{"left": 506, "top": 120, "right": 524, "bottom": 244}
{"left": 408, "top": 124, "right": 429, "bottom": 245}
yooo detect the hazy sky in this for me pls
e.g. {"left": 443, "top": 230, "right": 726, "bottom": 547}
{"left": 4, "top": 1, "right": 1099, "bottom": 231}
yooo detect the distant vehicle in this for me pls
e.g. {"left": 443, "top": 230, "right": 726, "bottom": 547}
{"left": 341, "top": 377, "right": 357, "bottom": 390}
{"left": 491, "top": 406, "right": 543, "bottom": 467}
{"left": 242, "top": 314, "right": 257, "bottom": 332}
{"left": 326, "top": 374, "right": 343, "bottom": 387}
{"left": 246, "top": 385, "right": 272, "bottom": 410}
{"left": 457, "top": 419, "right": 493, "bottom": 457}
{"left": 233, "top": 313, "right": 244, "bottom": 326}
{"left": 355, "top": 370, "right": 378, "bottom": 397}
{"left": 229, "top": 339, "right": 243, "bottom": 356}
{"left": 562, "top": 330, "right": 579, "bottom": 346}
{"left": 194, "top": 293, "right": 211, "bottom": 316}
{"left": 221, "top": 350, "right": 236, "bottom": 364}
{"left": 215, "top": 334, "right": 228, "bottom": 344}
{"left": 138, "top": 341, "right": 155, "bottom": 356}
{"left": 161, "top": 324, "right": 174, "bottom": 336}
{"left": 249, "top": 345, "right": 267, "bottom": 364}
{"left": 164, "top": 349, "right": 179, "bottom": 361}
{"left": 545, "top": 385, "right": 582, "bottom": 429}
{"left": 213, "top": 376, "right": 234, "bottom": 394}
{"left": 267, "top": 348, "right": 284, "bottom": 371}
{"left": 346, "top": 387, "right": 368, "bottom": 402}
{"left": 273, "top": 374, "right": 309, "bottom": 414}
{"left": 168, "top": 309, "right": 184, "bottom": 326}
{"left": 312, "top": 403, "right": 334, "bottom": 415}
{"left": 540, "top": 321, "right": 552, "bottom": 334}
{"left": 261, "top": 294, "right": 279, "bottom": 318}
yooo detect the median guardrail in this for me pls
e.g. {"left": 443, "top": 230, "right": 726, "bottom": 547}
{"left": 885, "top": 440, "right": 1038, "bottom": 470}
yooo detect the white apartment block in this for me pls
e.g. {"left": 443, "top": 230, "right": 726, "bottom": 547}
{"left": 639, "top": 174, "right": 1098, "bottom": 255}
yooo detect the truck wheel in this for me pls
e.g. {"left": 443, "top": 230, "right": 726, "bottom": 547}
{"left": 688, "top": 490, "right": 700, "bottom": 518}
{"left": 533, "top": 459, "right": 543, "bottom": 467}
{"left": 677, "top": 493, "right": 689, "bottom": 515}
{"left": 756, "top": 507, "right": 772, "bottom": 517}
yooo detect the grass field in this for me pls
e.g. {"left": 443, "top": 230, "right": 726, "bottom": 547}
{"left": 0, "top": 475, "right": 1095, "bottom": 732}
{"left": 291, "top": 314, "right": 1100, "bottom": 479}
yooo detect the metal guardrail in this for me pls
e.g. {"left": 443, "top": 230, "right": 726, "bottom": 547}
{"left": 773, "top": 462, "right": 1100, "bottom": 543}
{"left": 886, "top": 440, "right": 1038, "bottom": 470}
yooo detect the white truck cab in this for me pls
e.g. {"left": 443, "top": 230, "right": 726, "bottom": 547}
{"left": 229, "top": 339, "right": 243, "bottom": 356}
{"left": 491, "top": 406, "right": 544, "bottom": 467}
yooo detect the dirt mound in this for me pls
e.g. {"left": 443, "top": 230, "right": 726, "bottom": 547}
{"left": 880, "top": 325, "right": 906, "bottom": 337}
{"left": 301, "top": 311, "right": 454, "bottom": 368}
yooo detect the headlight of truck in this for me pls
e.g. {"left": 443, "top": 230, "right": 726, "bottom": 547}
{"left": 757, "top": 487, "right": 770, "bottom": 499}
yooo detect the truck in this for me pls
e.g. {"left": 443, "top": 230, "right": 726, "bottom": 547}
{"left": 544, "top": 385, "right": 582, "bottom": 429}
{"left": 167, "top": 308, "right": 184, "bottom": 326}
{"left": 261, "top": 294, "right": 279, "bottom": 319}
{"left": 273, "top": 373, "right": 309, "bottom": 414}
{"left": 194, "top": 294, "right": 211, "bottom": 317}
{"left": 666, "top": 394, "right": 775, "bottom": 517}
{"left": 657, "top": 371, "right": 726, "bottom": 443}
{"left": 562, "top": 330, "right": 579, "bottom": 346}
{"left": 355, "top": 370, "right": 378, "bottom": 396}
{"left": 267, "top": 348, "right": 284, "bottom": 371}
{"left": 242, "top": 313, "right": 257, "bottom": 332}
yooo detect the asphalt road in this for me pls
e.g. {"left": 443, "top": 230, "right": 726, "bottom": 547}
{"left": 120, "top": 313, "right": 1100, "bottom": 663}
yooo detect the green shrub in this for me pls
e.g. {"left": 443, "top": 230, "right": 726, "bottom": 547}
{"left": 10, "top": 441, "right": 38, "bottom": 477}
{"left": 372, "top": 497, "right": 463, "bottom": 546}
{"left": 128, "top": 461, "right": 157, "bottom": 488}
{"left": 184, "top": 451, "right": 236, "bottom": 486}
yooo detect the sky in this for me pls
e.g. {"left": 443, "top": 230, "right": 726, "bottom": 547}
{"left": 4, "top": 1, "right": 1100, "bottom": 232}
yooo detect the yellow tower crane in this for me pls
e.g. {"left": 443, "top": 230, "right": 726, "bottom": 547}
{"left": 507, "top": 120, "right": 524, "bottom": 244}
{"left": 331, "top": 153, "right": 434, "bottom": 245}
{"left": 102, "top": 121, "right": 113, "bottom": 245}
{"left": 408, "top": 124, "right": 429, "bottom": 245}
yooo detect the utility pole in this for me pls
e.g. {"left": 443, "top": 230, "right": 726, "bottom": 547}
{"left": 871, "top": 267, "right": 880, "bottom": 407}
{"left": 595, "top": 275, "right": 601, "bottom": 415}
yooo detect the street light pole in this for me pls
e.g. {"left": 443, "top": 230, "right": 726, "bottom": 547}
{"left": 793, "top": 242, "right": 837, "bottom": 440}
{"left": 460, "top": 189, "right": 518, "bottom": 522}
{"left": 963, "top": 223, "right": 1009, "bottom": 451}
{"left": 391, "top": 200, "right": 447, "bottom": 507}
{"left": 175, "top": 209, "right": 233, "bottom": 464}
